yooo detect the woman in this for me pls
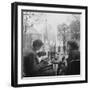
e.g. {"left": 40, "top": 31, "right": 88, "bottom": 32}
{"left": 65, "top": 40, "right": 80, "bottom": 75}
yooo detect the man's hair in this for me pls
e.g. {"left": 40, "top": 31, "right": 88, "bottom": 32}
{"left": 67, "top": 41, "right": 79, "bottom": 50}
{"left": 33, "top": 39, "right": 43, "bottom": 50}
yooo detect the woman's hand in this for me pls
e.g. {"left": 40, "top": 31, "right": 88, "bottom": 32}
{"left": 51, "top": 58, "right": 60, "bottom": 64}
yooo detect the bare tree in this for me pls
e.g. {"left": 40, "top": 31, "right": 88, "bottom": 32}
{"left": 69, "top": 15, "right": 80, "bottom": 40}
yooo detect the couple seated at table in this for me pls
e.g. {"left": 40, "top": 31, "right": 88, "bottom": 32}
{"left": 23, "top": 39, "right": 80, "bottom": 77}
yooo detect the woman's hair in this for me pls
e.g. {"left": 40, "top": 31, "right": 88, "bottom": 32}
{"left": 67, "top": 41, "right": 79, "bottom": 50}
{"left": 33, "top": 39, "right": 43, "bottom": 51}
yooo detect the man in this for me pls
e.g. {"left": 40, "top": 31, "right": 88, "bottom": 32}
{"left": 23, "top": 39, "right": 55, "bottom": 77}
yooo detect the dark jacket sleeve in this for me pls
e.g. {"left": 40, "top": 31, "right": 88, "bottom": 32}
{"left": 23, "top": 53, "right": 45, "bottom": 76}
{"left": 66, "top": 60, "right": 80, "bottom": 75}
{"left": 23, "top": 53, "right": 35, "bottom": 76}
{"left": 67, "top": 50, "right": 80, "bottom": 63}
{"left": 65, "top": 50, "right": 80, "bottom": 75}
